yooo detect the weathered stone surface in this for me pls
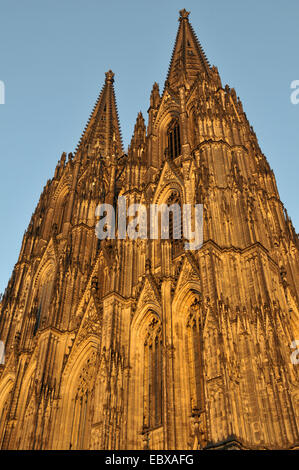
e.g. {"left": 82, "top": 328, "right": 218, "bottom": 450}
{"left": 0, "top": 10, "right": 298, "bottom": 450}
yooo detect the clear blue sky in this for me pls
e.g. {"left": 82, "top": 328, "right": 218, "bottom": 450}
{"left": 0, "top": 0, "right": 298, "bottom": 294}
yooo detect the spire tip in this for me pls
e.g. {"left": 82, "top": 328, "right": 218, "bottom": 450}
{"left": 105, "top": 70, "right": 115, "bottom": 83}
{"left": 179, "top": 9, "right": 190, "bottom": 21}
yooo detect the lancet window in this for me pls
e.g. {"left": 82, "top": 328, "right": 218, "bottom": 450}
{"left": 143, "top": 314, "right": 163, "bottom": 430}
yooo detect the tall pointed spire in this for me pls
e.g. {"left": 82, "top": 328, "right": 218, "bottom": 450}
{"left": 75, "top": 70, "right": 123, "bottom": 158}
{"left": 165, "top": 9, "right": 211, "bottom": 90}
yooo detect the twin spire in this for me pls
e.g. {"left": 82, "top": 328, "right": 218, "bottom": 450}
{"left": 76, "top": 10, "right": 211, "bottom": 157}
{"left": 76, "top": 70, "right": 123, "bottom": 158}
{"left": 166, "top": 9, "right": 210, "bottom": 90}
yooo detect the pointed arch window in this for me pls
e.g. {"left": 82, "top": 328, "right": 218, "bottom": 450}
{"left": 191, "top": 111, "right": 199, "bottom": 148}
{"left": 69, "top": 355, "right": 95, "bottom": 449}
{"left": 54, "top": 190, "right": 69, "bottom": 235}
{"left": 33, "top": 269, "right": 55, "bottom": 334}
{"left": 167, "top": 191, "right": 183, "bottom": 258}
{"left": 0, "top": 389, "right": 12, "bottom": 447}
{"left": 58, "top": 197, "right": 68, "bottom": 233}
{"left": 167, "top": 120, "right": 181, "bottom": 159}
{"left": 70, "top": 388, "right": 89, "bottom": 449}
{"left": 143, "top": 314, "right": 163, "bottom": 430}
{"left": 185, "top": 297, "right": 204, "bottom": 415}
{"left": 39, "top": 278, "right": 54, "bottom": 324}
{"left": 33, "top": 304, "right": 42, "bottom": 336}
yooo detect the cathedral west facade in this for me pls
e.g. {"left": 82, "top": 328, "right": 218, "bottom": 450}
{"left": 0, "top": 10, "right": 298, "bottom": 450}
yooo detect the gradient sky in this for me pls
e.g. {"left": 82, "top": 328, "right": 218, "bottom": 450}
{"left": 0, "top": 0, "right": 298, "bottom": 294}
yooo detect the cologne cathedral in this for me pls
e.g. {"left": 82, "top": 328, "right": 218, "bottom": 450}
{"left": 0, "top": 10, "right": 298, "bottom": 450}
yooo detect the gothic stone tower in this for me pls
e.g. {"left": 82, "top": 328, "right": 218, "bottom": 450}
{"left": 0, "top": 10, "right": 298, "bottom": 450}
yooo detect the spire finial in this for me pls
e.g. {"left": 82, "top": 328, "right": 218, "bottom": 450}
{"left": 105, "top": 70, "right": 115, "bottom": 83}
{"left": 179, "top": 9, "right": 190, "bottom": 21}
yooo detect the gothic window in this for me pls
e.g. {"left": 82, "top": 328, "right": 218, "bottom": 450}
{"left": 54, "top": 191, "right": 69, "bottom": 235}
{"left": 21, "top": 397, "right": 35, "bottom": 449}
{"left": 185, "top": 298, "right": 204, "bottom": 414}
{"left": 167, "top": 191, "right": 183, "bottom": 258}
{"left": 167, "top": 120, "right": 181, "bottom": 159}
{"left": 58, "top": 196, "right": 68, "bottom": 233}
{"left": 34, "top": 271, "right": 54, "bottom": 334}
{"left": 154, "top": 190, "right": 183, "bottom": 266}
{"left": 33, "top": 304, "right": 41, "bottom": 336}
{"left": 70, "top": 387, "right": 89, "bottom": 449}
{"left": 69, "top": 355, "right": 95, "bottom": 449}
{"left": 0, "top": 390, "right": 12, "bottom": 447}
{"left": 143, "top": 314, "right": 163, "bottom": 430}
{"left": 191, "top": 111, "right": 199, "bottom": 147}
